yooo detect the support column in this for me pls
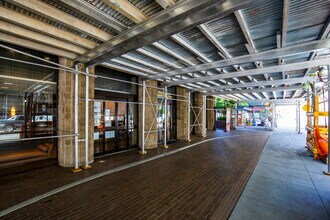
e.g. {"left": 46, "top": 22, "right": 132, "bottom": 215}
{"left": 57, "top": 58, "right": 94, "bottom": 167}
{"left": 138, "top": 80, "right": 158, "bottom": 149}
{"left": 206, "top": 96, "right": 216, "bottom": 131}
{"left": 176, "top": 87, "right": 189, "bottom": 141}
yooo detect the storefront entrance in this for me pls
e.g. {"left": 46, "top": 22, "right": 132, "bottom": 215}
{"left": 93, "top": 66, "right": 138, "bottom": 156}
{"left": 94, "top": 99, "right": 137, "bottom": 155}
{"left": 157, "top": 88, "right": 177, "bottom": 144}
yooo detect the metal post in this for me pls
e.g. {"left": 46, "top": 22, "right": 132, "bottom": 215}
{"left": 72, "top": 65, "right": 82, "bottom": 172}
{"left": 324, "top": 65, "right": 330, "bottom": 175}
{"left": 140, "top": 81, "right": 147, "bottom": 154}
{"left": 271, "top": 103, "right": 275, "bottom": 131}
{"left": 234, "top": 103, "right": 238, "bottom": 130}
{"left": 202, "top": 95, "right": 207, "bottom": 137}
{"left": 187, "top": 92, "right": 191, "bottom": 141}
{"left": 298, "top": 101, "right": 301, "bottom": 134}
{"left": 163, "top": 86, "right": 168, "bottom": 148}
{"left": 265, "top": 107, "right": 268, "bottom": 129}
{"left": 296, "top": 103, "right": 299, "bottom": 131}
{"left": 82, "top": 68, "right": 91, "bottom": 170}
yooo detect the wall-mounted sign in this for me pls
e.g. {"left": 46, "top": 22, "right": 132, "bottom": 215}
{"left": 105, "top": 130, "right": 115, "bottom": 139}
{"left": 94, "top": 132, "right": 99, "bottom": 140}
{"left": 105, "top": 109, "right": 111, "bottom": 127}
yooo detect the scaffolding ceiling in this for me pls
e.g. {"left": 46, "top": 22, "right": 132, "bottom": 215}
{"left": 0, "top": 0, "right": 329, "bottom": 102}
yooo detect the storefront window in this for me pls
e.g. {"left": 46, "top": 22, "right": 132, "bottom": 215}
{"left": 0, "top": 43, "right": 57, "bottom": 172}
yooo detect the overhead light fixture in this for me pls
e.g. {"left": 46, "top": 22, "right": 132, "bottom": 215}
{"left": 4, "top": 82, "right": 13, "bottom": 85}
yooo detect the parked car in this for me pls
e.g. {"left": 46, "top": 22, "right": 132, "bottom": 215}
{"left": 0, "top": 115, "right": 24, "bottom": 132}
{"left": 255, "top": 119, "right": 265, "bottom": 126}
{"left": 35, "top": 115, "right": 53, "bottom": 122}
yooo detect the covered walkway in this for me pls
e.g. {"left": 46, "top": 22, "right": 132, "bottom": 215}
{"left": 1, "top": 129, "right": 271, "bottom": 219}
{"left": 1, "top": 128, "right": 329, "bottom": 219}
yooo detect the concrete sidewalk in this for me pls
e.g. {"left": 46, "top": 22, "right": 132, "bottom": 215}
{"left": 230, "top": 128, "right": 330, "bottom": 220}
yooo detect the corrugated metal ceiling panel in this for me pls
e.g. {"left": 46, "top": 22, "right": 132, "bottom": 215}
{"left": 127, "top": 0, "right": 163, "bottom": 17}
{"left": 83, "top": 0, "right": 135, "bottom": 27}
{"left": 206, "top": 14, "right": 248, "bottom": 57}
{"left": 177, "top": 27, "right": 221, "bottom": 61}
{"left": 40, "top": 0, "right": 117, "bottom": 35}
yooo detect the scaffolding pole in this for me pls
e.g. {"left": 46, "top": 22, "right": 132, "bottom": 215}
{"left": 187, "top": 92, "right": 191, "bottom": 141}
{"left": 324, "top": 65, "right": 330, "bottom": 176}
{"left": 72, "top": 65, "right": 82, "bottom": 172}
{"left": 298, "top": 101, "right": 301, "bottom": 134}
{"left": 163, "top": 86, "right": 168, "bottom": 148}
{"left": 296, "top": 103, "right": 299, "bottom": 131}
{"left": 140, "top": 81, "right": 147, "bottom": 154}
{"left": 82, "top": 68, "right": 91, "bottom": 170}
{"left": 202, "top": 95, "right": 207, "bottom": 137}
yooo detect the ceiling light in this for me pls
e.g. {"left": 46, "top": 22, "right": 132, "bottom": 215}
{"left": 4, "top": 82, "right": 13, "bottom": 85}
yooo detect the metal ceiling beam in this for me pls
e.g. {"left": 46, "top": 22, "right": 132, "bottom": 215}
{"left": 0, "top": 20, "right": 86, "bottom": 54}
{"left": 146, "top": 39, "right": 330, "bottom": 79}
{"left": 136, "top": 48, "right": 182, "bottom": 69}
{"left": 76, "top": 0, "right": 265, "bottom": 66}
{"left": 155, "top": 0, "right": 176, "bottom": 9}
{"left": 208, "top": 85, "right": 302, "bottom": 95}
{"left": 58, "top": 0, "right": 127, "bottom": 33}
{"left": 121, "top": 54, "right": 168, "bottom": 72}
{"left": 101, "top": 63, "right": 148, "bottom": 76}
{"left": 102, "top": 0, "right": 147, "bottom": 24}
{"left": 198, "top": 24, "right": 232, "bottom": 59}
{"left": 293, "top": 15, "right": 330, "bottom": 98}
{"left": 0, "top": 7, "right": 97, "bottom": 49}
{"left": 166, "top": 58, "right": 330, "bottom": 86}
{"left": 0, "top": 32, "right": 77, "bottom": 59}
{"left": 152, "top": 42, "right": 196, "bottom": 66}
{"left": 281, "top": 0, "right": 290, "bottom": 48}
{"left": 170, "top": 34, "right": 231, "bottom": 87}
{"left": 233, "top": 10, "right": 269, "bottom": 99}
{"left": 191, "top": 77, "right": 315, "bottom": 91}
{"left": 7, "top": 0, "right": 112, "bottom": 42}
{"left": 319, "top": 16, "right": 330, "bottom": 40}
{"left": 110, "top": 59, "right": 158, "bottom": 74}
{"left": 280, "top": 0, "right": 290, "bottom": 100}
{"left": 235, "top": 10, "right": 257, "bottom": 52}
{"left": 238, "top": 98, "right": 303, "bottom": 103}
{"left": 199, "top": 21, "right": 262, "bottom": 96}
{"left": 171, "top": 34, "right": 212, "bottom": 63}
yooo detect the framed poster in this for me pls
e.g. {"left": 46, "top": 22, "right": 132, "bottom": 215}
{"left": 105, "top": 109, "right": 111, "bottom": 127}
{"left": 94, "top": 132, "right": 99, "bottom": 140}
{"left": 105, "top": 130, "right": 115, "bottom": 139}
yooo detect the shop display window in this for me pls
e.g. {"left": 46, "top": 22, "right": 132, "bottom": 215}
{"left": 0, "top": 43, "right": 58, "bottom": 171}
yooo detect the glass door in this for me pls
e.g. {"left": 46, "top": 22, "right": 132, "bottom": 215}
{"left": 94, "top": 100, "right": 104, "bottom": 154}
{"left": 104, "top": 101, "right": 116, "bottom": 152}
{"left": 94, "top": 99, "right": 132, "bottom": 155}
{"left": 117, "top": 102, "right": 128, "bottom": 151}
{"left": 158, "top": 99, "right": 176, "bottom": 143}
